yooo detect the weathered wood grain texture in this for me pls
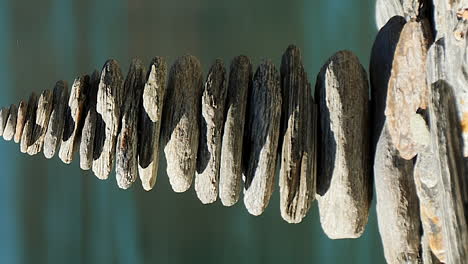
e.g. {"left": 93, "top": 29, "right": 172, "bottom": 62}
{"left": 385, "top": 19, "right": 433, "bottom": 160}
{"left": 79, "top": 71, "right": 99, "bottom": 170}
{"left": 279, "top": 45, "right": 316, "bottom": 224}
{"left": 427, "top": 4, "right": 468, "bottom": 157}
{"left": 219, "top": 55, "right": 252, "bottom": 206}
{"left": 195, "top": 59, "right": 227, "bottom": 203}
{"left": 3, "top": 104, "right": 17, "bottom": 141}
{"left": 59, "top": 76, "right": 88, "bottom": 163}
{"left": 243, "top": 60, "right": 281, "bottom": 216}
{"left": 14, "top": 100, "right": 27, "bottom": 143}
{"left": 139, "top": 57, "right": 167, "bottom": 191}
{"left": 20, "top": 93, "right": 38, "bottom": 153}
{"left": 424, "top": 80, "right": 467, "bottom": 263}
{"left": 27, "top": 90, "right": 53, "bottom": 156}
{"left": 0, "top": 107, "right": 9, "bottom": 137}
{"left": 116, "top": 59, "right": 145, "bottom": 189}
{"left": 93, "top": 60, "right": 124, "bottom": 180}
{"left": 370, "top": 16, "right": 423, "bottom": 263}
{"left": 375, "top": 0, "right": 422, "bottom": 29}
{"left": 44, "top": 81, "right": 69, "bottom": 159}
{"left": 163, "top": 55, "right": 203, "bottom": 193}
{"left": 315, "top": 50, "right": 371, "bottom": 239}
{"left": 375, "top": 124, "right": 421, "bottom": 264}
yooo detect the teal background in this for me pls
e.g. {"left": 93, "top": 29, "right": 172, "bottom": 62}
{"left": 0, "top": 0, "right": 383, "bottom": 263}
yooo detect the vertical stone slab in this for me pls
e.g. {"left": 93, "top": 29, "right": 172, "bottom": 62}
{"left": 0, "top": 107, "right": 9, "bottom": 137}
{"left": 43, "top": 81, "right": 69, "bottom": 159}
{"left": 14, "top": 100, "right": 28, "bottom": 144}
{"left": 279, "top": 45, "right": 316, "bottom": 223}
{"left": 79, "top": 71, "right": 99, "bottom": 170}
{"left": 20, "top": 93, "right": 38, "bottom": 153}
{"left": 243, "top": 60, "right": 281, "bottom": 216}
{"left": 163, "top": 55, "right": 203, "bottom": 193}
{"left": 93, "top": 60, "right": 124, "bottom": 180}
{"left": 195, "top": 59, "right": 227, "bottom": 203}
{"left": 116, "top": 59, "right": 145, "bottom": 189}
{"left": 27, "top": 90, "right": 53, "bottom": 156}
{"left": 3, "top": 104, "right": 17, "bottom": 141}
{"left": 385, "top": 19, "right": 433, "bottom": 160}
{"left": 139, "top": 57, "right": 167, "bottom": 191}
{"left": 219, "top": 55, "right": 252, "bottom": 206}
{"left": 315, "top": 50, "right": 371, "bottom": 239}
{"left": 370, "top": 16, "right": 422, "bottom": 264}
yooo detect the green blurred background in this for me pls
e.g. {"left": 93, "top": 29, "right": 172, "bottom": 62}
{"left": 0, "top": 0, "right": 383, "bottom": 263}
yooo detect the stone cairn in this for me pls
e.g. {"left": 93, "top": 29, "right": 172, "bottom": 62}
{"left": 1, "top": 1, "right": 467, "bottom": 263}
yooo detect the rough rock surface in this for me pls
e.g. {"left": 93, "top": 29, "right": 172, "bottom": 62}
{"left": 195, "top": 59, "right": 227, "bottom": 203}
{"left": 243, "top": 60, "right": 281, "bottom": 216}
{"left": 79, "top": 72, "right": 99, "bottom": 170}
{"left": 219, "top": 55, "right": 252, "bottom": 206}
{"left": 315, "top": 50, "right": 371, "bottom": 239}
{"left": 14, "top": 100, "right": 28, "bottom": 144}
{"left": 3, "top": 104, "right": 17, "bottom": 141}
{"left": 163, "top": 55, "right": 203, "bottom": 193}
{"left": 27, "top": 90, "right": 53, "bottom": 156}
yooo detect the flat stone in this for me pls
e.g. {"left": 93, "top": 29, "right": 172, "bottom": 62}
{"left": 139, "top": 57, "right": 167, "bottom": 191}
{"left": 0, "top": 107, "right": 8, "bottom": 137}
{"left": 315, "top": 50, "right": 371, "bottom": 239}
{"left": 243, "top": 60, "right": 281, "bottom": 216}
{"left": 14, "top": 100, "right": 28, "bottom": 143}
{"left": 163, "top": 55, "right": 203, "bottom": 193}
{"left": 195, "top": 59, "right": 227, "bottom": 204}
{"left": 20, "top": 93, "right": 38, "bottom": 153}
{"left": 219, "top": 55, "right": 252, "bottom": 206}
{"left": 3, "top": 104, "right": 18, "bottom": 141}
{"left": 43, "top": 81, "right": 69, "bottom": 159}
{"left": 27, "top": 90, "right": 53, "bottom": 156}
{"left": 79, "top": 71, "right": 99, "bottom": 170}
{"left": 116, "top": 59, "right": 145, "bottom": 189}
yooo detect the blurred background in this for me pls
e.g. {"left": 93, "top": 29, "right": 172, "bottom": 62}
{"left": 0, "top": 0, "right": 382, "bottom": 263}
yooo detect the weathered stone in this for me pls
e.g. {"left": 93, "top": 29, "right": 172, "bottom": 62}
{"left": 59, "top": 76, "right": 88, "bottom": 163}
{"left": 93, "top": 60, "right": 124, "bottom": 180}
{"left": 139, "top": 57, "right": 167, "bottom": 191}
{"left": 20, "top": 93, "right": 38, "bottom": 153}
{"left": 43, "top": 81, "right": 69, "bottom": 159}
{"left": 0, "top": 107, "right": 8, "bottom": 137}
{"left": 14, "top": 100, "right": 28, "bottom": 143}
{"left": 243, "top": 60, "right": 281, "bottom": 216}
{"left": 3, "top": 104, "right": 17, "bottom": 141}
{"left": 385, "top": 19, "right": 433, "bottom": 160}
{"left": 27, "top": 90, "right": 53, "bottom": 156}
{"left": 79, "top": 71, "right": 99, "bottom": 170}
{"left": 375, "top": 124, "right": 421, "bottom": 264}
{"left": 375, "top": 0, "right": 423, "bottom": 29}
{"left": 116, "top": 59, "right": 145, "bottom": 189}
{"left": 163, "top": 55, "right": 203, "bottom": 193}
{"left": 219, "top": 55, "right": 252, "bottom": 206}
{"left": 315, "top": 50, "right": 371, "bottom": 239}
{"left": 195, "top": 59, "right": 227, "bottom": 204}
{"left": 279, "top": 45, "right": 316, "bottom": 223}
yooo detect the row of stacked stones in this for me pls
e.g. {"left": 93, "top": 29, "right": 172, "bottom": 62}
{"left": 0, "top": 1, "right": 467, "bottom": 262}
{"left": 0, "top": 45, "right": 371, "bottom": 232}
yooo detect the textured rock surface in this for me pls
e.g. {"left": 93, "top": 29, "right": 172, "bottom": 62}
{"left": 163, "top": 55, "right": 203, "bottom": 193}
{"left": 315, "top": 50, "right": 371, "bottom": 239}
{"left": 0, "top": 107, "right": 9, "bottom": 137}
{"left": 421, "top": 80, "right": 467, "bottom": 263}
{"left": 20, "top": 93, "right": 38, "bottom": 153}
{"left": 44, "top": 81, "right": 69, "bottom": 159}
{"left": 116, "top": 59, "right": 145, "bottom": 189}
{"left": 375, "top": 124, "right": 421, "bottom": 264}
{"left": 27, "top": 90, "right": 53, "bottom": 156}
{"left": 219, "top": 55, "right": 252, "bottom": 206}
{"left": 385, "top": 19, "right": 433, "bottom": 160}
{"left": 3, "top": 104, "right": 17, "bottom": 141}
{"left": 79, "top": 71, "right": 99, "bottom": 170}
{"left": 279, "top": 45, "right": 316, "bottom": 223}
{"left": 243, "top": 60, "right": 281, "bottom": 216}
{"left": 375, "top": 0, "right": 422, "bottom": 29}
{"left": 59, "top": 76, "right": 88, "bottom": 163}
{"left": 14, "top": 100, "right": 28, "bottom": 143}
{"left": 195, "top": 59, "right": 227, "bottom": 203}
{"left": 93, "top": 60, "right": 124, "bottom": 180}
{"left": 138, "top": 57, "right": 167, "bottom": 191}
